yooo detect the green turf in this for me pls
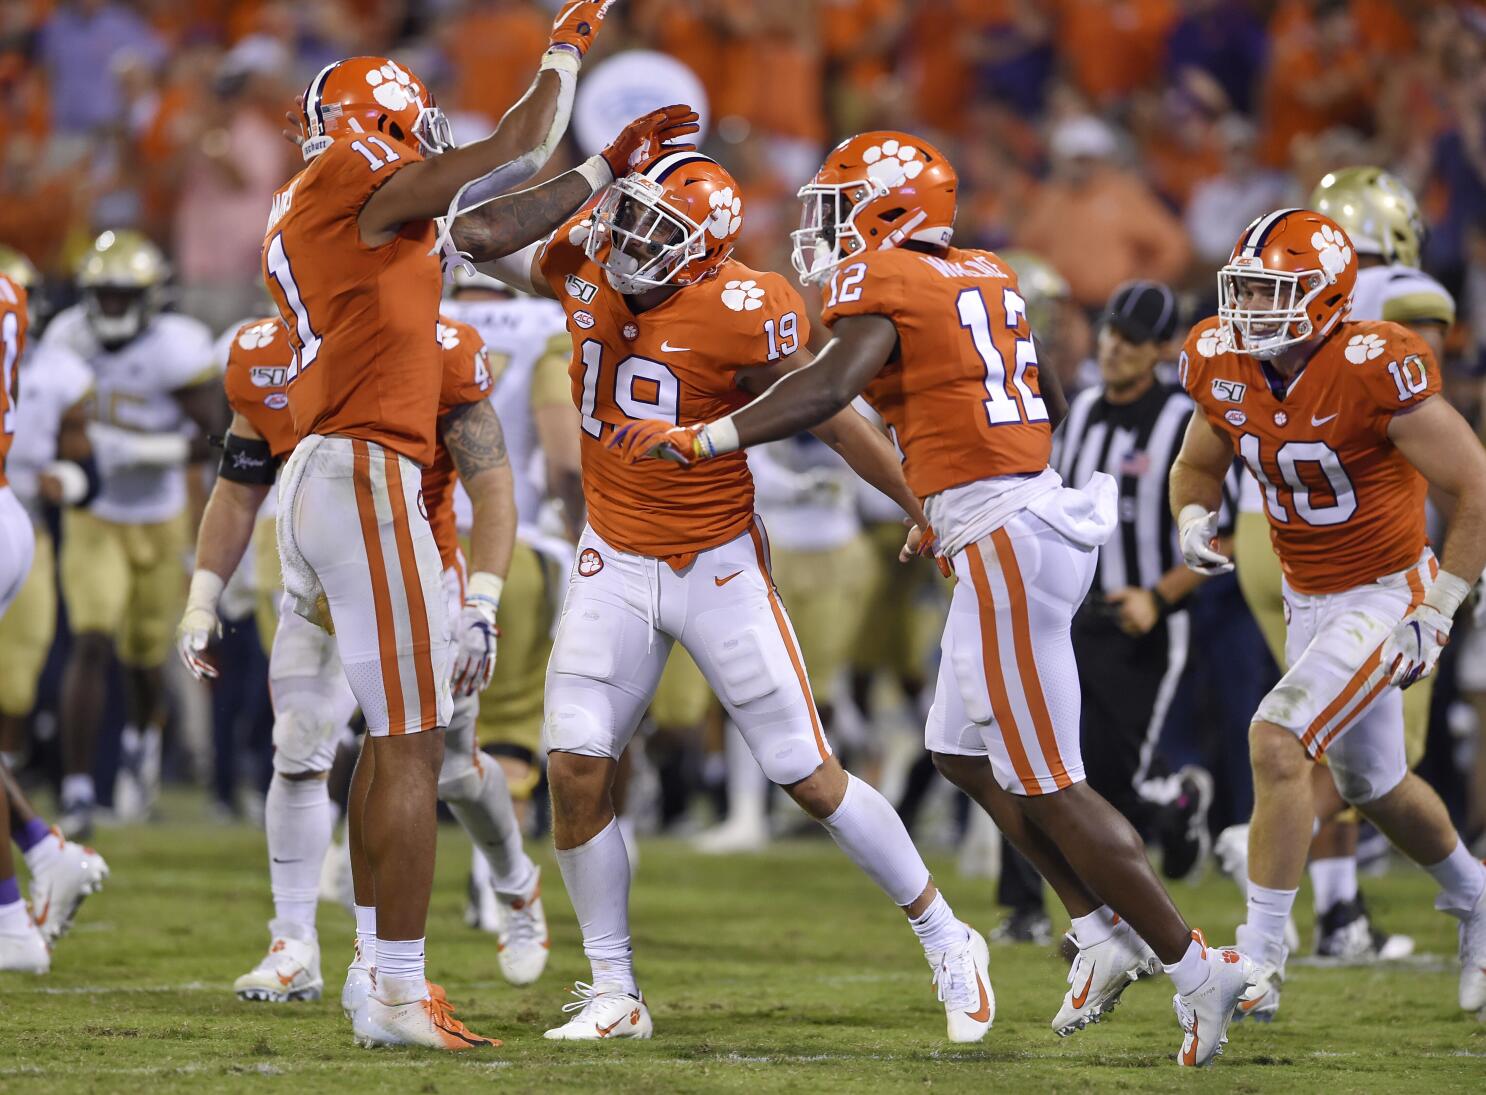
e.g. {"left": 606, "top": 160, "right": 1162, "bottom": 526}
{"left": 1, "top": 795, "right": 1482, "bottom": 1093}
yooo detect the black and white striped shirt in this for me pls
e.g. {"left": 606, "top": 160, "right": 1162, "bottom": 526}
{"left": 1054, "top": 380, "right": 1231, "bottom": 597}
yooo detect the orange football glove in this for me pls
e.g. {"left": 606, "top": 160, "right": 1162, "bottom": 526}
{"left": 600, "top": 103, "right": 701, "bottom": 178}
{"left": 608, "top": 419, "right": 704, "bottom": 466}
{"left": 549, "top": 1, "right": 619, "bottom": 59}
{"left": 901, "top": 521, "right": 952, "bottom": 578}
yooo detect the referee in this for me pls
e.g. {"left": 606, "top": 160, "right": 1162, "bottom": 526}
{"left": 1056, "top": 279, "right": 1218, "bottom": 879}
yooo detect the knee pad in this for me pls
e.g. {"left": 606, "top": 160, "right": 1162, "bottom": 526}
{"left": 1324, "top": 730, "right": 1407, "bottom": 806}
{"left": 438, "top": 742, "right": 484, "bottom": 803}
{"left": 272, "top": 695, "right": 341, "bottom": 776}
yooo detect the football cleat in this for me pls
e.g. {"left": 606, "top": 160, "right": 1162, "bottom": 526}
{"left": 353, "top": 987, "right": 499, "bottom": 1050}
{"left": 990, "top": 907, "right": 1053, "bottom": 946}
{"left": 931, "top": 927, "right": 994, "bottom": 1043}
{"left": 1315, "top": 894, "right": 1414, "bottom": 962}
{"left": 1174, "top": 936, "right": 1257, "bottom": 1067}
{"left": 1232, "top": 960, "right": 1283, "bottom": 1023}
{"left": 1053, "top": 920, "right": 1161, "bottom": 1036}
{"left": 1159, "top": 766, "right": 1214, "bottom": 882}
{"left": 234, "top": 925, "right": 323, "bottom": 1002}
{"left": 341, "top": 939, "right": 373, "bottom": 1020}
{"left": 544, "top": 981, "right": 653, "bottom": 1040}
{"left": 497, "top": 869, "right": 550, "bottom": 986}
{"left": 0, "top": 916, "right": 49, "bottom": 974}
{"left": 691, "top": 814, "right": 769, "bottom": 855}
{"left": 57, "top": 800, "right": 94, "bottom": 842}
{"left": 1456, "top": 876, "right": 1486, "bottom": 1012}
{"left": 28, "top": 832, "right": 109, "bottom": 945}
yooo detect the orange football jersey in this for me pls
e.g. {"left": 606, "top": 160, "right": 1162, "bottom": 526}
{"left": 1181, "top": 319, "right": 1439, "bottom": 594}
{"left": 223, "top": 317, "right": 298, "bottom": 460}
{"left": 262, "top": 133, "right": 443, "bottom": 467}
{"left": 820, "top": 247, "right": 1052, "bottom": 498}
{"left": 0, "top": 273, "right": 28, "bottom": 487}
{"left": 423, "top": 315, "right": 494, "bottom": 569}
{"left": 540, "top": 215, "right": 811, "bottom": 562}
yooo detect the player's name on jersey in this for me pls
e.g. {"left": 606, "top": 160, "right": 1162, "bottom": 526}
{"left": 917, "top": 253, "right": 1007, "bottom": 280}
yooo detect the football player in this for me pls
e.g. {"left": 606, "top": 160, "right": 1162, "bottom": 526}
{"left": 40, "top": 230, "right": 223, "bottom": 837}
{"left": 1227, "top": 168, "right": 1454, "bottom": 960}
{"left": 1169, "top": 208, "right": 1486, "bottom": 1020}
{"left": 480, "top": 150, "right": 995, "bottom": 1045}
{"left": 231, "top": 1, "right": 692, "bottom": 1049}
{"left": 613, "top": 133, "right": 1254, "bottom": 1067}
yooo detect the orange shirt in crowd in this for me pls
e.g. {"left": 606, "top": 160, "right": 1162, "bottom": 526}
{"left": 438, "top": 1, "right": 550, "bottom": 122}
{"left": 1054, "top": 0, "right": 1177, "bottom": 106}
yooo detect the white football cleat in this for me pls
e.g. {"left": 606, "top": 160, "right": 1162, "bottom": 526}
{"left": 234, "top": 925, "right": 323, "bottom": 1002}
{"left": 1053, "top": 920, "right": 1161, "bottom": 1036}
{"left": 497, "top": 869, "right": 550, "bottom": 986}
{"left": 341, "top": 939, "right": 373, "bottom": 1020}
{"left": 691, "top": 814, "right": 769, "bottom": 855}
{"left": 1232, "top": 960, "right": 1282, "bottom": 1023}
{"left": 931, "top": 927, "right": 994, "bottom": 1043}
{"left": 544, "top": 981, "right": 652, "bottom": 1040}
{"left": 28, "top": 832, "right": 108, "bottom": 945}
{"left": 353, "top": 986, "right": 499, "bottom": 1050}
{"left": 1456, "top": 877, "right": 1486, "bottom": 1012}
{"left": 318, "top": 837, "right": 354, "bottom": 912}
{"left": 0, "top": 916, "right": 49, "bottom": 974}
{"left": 1174, "top": 936, "right": 1257, "bottom": 1068}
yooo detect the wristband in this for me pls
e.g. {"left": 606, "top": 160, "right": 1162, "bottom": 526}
{"left": 186, "top": 569, "right": 226, "bottom": 616}
{"left": 541, "top": 47, "right": 583, "bottom": 75}
{"left": 697, "top": 415, "right": 740, "bottom": 458}
{"left": 466, "top": 571, "right": 505, "bottom": 609}
{"left": 43, "top": 460, "right": 89, "bottom": 505}
{"left": 575, "top": 155, "right": 614, "bottom": 195}
{"left": 1423, "top": 569, "right": 1471, "bottom": 619}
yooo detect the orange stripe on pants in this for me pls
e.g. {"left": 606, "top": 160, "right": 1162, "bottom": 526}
{"left": 352, "top": 440, "right": 405, "bottom": 732}
{"left": 990, "top": 527, "right": 1072, "bottom": 789}
{"left": 965, "top": 544, "right": 1042, "bottom": 795}
{"left": 383, "top": 448, "right": 438, "bottom": 733}
{"left": 747, "top": 523, "right": 829, "bottom": 762}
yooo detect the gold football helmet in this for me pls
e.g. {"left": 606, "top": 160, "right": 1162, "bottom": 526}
{"left": 1309, "top": 166, "right": 1424, "bottom": 268}
{"left": 998, "top": 249, "right": 1071, "bottom": 341}
{"left": 75, "top": 229, "right": 170, "bottom": 346}
{"left": 0, "top": 245, "right": 39, "bottom": 292}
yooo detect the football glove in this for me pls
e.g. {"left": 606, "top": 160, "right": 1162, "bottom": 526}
{"left": 176, "top": 570, "right": 224, "bottom": 680}
{"left": 549, "top": 1, "right": 620, "bottom": 59}
{"left": 1177, "top": 505, "right": 1233, "bottom": 575}
{"left": 900, "top": 522, "right": 952, "bottom": 578}
{"left": 1382, "top": 570, "right": 1470, "bottom": 689}
{"left": 599, "top": 104, "right": 701, "bottom": 178}
{"left": 608, "top": 419, "right": 705, "bottom": 466}
{"left": 450, "top": 572, "right": 503, "bottom": 697}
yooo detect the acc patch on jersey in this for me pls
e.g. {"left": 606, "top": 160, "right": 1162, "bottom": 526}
{"left": 1225, "top": 409, "right": 1247, "bottom": 426}
{"left": 573, "top": 310, "right": 596, "bottom": 329}
{"left": 578, "top": 547, "right": 604, "bottom": 577}
{"left": 265, "top": 393, "right": 289, "bottom": 410}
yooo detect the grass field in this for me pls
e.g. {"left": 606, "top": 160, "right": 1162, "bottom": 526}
{"left": 2, "top": 794, "right": 1483, "bottom": 1093}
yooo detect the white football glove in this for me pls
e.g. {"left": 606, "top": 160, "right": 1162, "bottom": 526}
{"left": 450, "top": 572, "right": 503, "bottom": 697}
{"left": 176, "top": 570, "right": 224, "bottom": 680}
{"left": 1177, "top": 505, "right": 1233, "bottom": 575}
{"left": 1382, "top": 571, "right": 1470, "bottom": 689}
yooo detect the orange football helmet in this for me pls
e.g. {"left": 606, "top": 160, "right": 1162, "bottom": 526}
{"left": 791, "top": 131, "right": 958, "bottom": 284}
{"left": 299, "top": 56, "right": 452, "bottom": 163}
{"left": 585, "top": 151, "right": 743, "bottom": 294}
{"left": 1218, "top": 208, "right": 1357, "bottom": 358}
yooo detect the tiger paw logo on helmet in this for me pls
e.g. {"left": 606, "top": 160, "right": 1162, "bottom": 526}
{"left": 436, "top": 322, "right": 461, "bottom": 350}
{"left": 862, "top": 138, "right": 925, "bottom": 189}
{"left": 1344, "top": 332, "right": 1386, "bottom": 364}
{"left": 706, "top": 188, "right": 743, "bottom": 241}
{"left": 721, "top": 279, "right": 765, "bottom": 312}
{"left": 237, "top": 321, "right": 279, "bottom": 351}
{"left": 364, "top": 61, "right": 419, "bottom": 113}
{"left": 1311, "top": 224, "right": 1352, "bottom": 278}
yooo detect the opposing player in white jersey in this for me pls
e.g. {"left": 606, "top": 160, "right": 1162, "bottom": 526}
{"left": 1226, "top": 168, "right": 1457, "bottom": 961}
{"left": 40, "top": 230, "right": 224, "bottom": 837}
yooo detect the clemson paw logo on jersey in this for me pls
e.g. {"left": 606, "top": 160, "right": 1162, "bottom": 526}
{"left": 237, "top": 321, "right": 279, "bottom": 351}
{"left": 578, "top": 548, "right": 604, "bottom": 577}
{"left": 436, "top": 322, "right": 461, "bottom": 350}
{"left": 721, "top": 279, "right": 766, "bottom": 312}
{"left": 1311, "top": 225, "right": 1352, "bottom": 278}
{"left": 706, "top": 188, "right": 743, "bottom": 240}
{"left": 1344, "top": 332, "right": 1386, "bottom": 364}
{"left": 364, "top": 62, "right": 419, "bottom": 113}
{"left": 862, "top": 138, "right": 925, "bottom": 188}
{"left": 1195, "top": 326, "right": 1230, "bottom": 357}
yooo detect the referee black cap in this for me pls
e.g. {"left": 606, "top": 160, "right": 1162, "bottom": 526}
{"left": 1105, "top": 280, "right": 1179, "bottom": 344}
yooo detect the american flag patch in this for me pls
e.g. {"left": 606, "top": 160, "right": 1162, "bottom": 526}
{"left": 1120, "top": 450, "right": 1150, "bottom": 476}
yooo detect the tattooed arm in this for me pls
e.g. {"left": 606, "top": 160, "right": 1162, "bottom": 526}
{"left": 440, "top": 399, "right": 517, "bottom": 579}
{"left": 450, "top": 170, "right": 599, "bottom": 264}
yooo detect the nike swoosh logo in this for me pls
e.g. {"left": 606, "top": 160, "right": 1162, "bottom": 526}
{"left": 595, "top": 1015, "right": 624, "bottom": 1037}
{"left": 270, "top": 857, "right": 301, "bottom": 864}
{"left": 1182, "top": 1014, "right": 1199, "bottom": 1066}
{"left": 1310, "top": 413, "right": 1339, "bottom": 426}
{"left": 659, "top": 341, "right": 691, "bottom": 353}
{"left": 965, "top": 971, "right": 991, "bottom": 1023}
{"left": 714, "top": 570, "right": 744, "bottom": 587}
{"left": 1070, "top": 964, "right": 1095, "bottom": 1009}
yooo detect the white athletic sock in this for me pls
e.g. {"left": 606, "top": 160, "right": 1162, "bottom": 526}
{"left": 555, "top": 816, "right": 637, "bottom": 996}
{"left": 1308, "top": 856, "right": 1358, "bottom": 915}
{"left": 444, "top": 758, "right": 536, "bottom": 900}
{"left": 1164, "top": 936, "right": 1209, "bottom": 996}
{"left": 1071, "top": 905, "right": 1118, "bottom": 948}
{"left": 354, "top": 903, "right": 377, "bottom": 966}
{"left": 61, "top": 773, "right": 94, "bottom": 808}
{"left": 265, "top": 773, "right": 333, "bottom": 935}
{"left": 820, "top": 773, "right": 934, "bottom": 908}
{"left": 909, "top": 892, "right": 970, "bottom": 958}
{"left": 1238, "top": 882, "right": 1297, "bottom": 967}
{"left": 0, "top": 896, "right": 29, "bottom": 933}
{"left": 1426, "top": 839, "right": 1486, "bottom": 918}
{"left": 21, "top": 828, "right": 64, "bottom": 876}
{"left": 374, "top": 937, "right": 425, "bottom": 1002}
